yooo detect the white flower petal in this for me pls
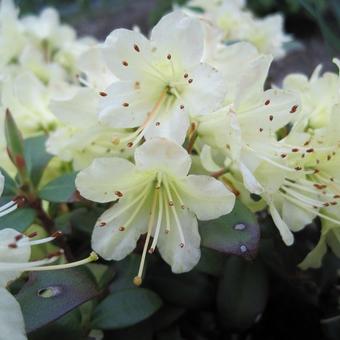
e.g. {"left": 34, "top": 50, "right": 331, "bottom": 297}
{"left": 143, "top": 104, "right": 190, "bottom": 145}
{"left": 0, "top": 229, "right": 31, "bottom": 287}
{"left": 179, "top": 175, "right": 235, "bottom": 220}
{"left": 99, "top": 81, "right": 154, "bottom": 128}
{"left": 181, "top": 63, "right": 226, "bottom": 116}
{"left": 157, "top": 208, "right": 201, "bottom": 273}
{"left": 0, "top": 288, "right": 27, "bottom": 340}
{"left": 269, "top": 203, "right": 294, "bottom": 246}
{"left": 76, "top": 158, "right": 138, "bottom": 203}
{"left": 91, "top": 197, "right": 150, "bottom": 260}
{"left": 282, "top": 200, "right": 316, "bottom": 232}
{"left": 234, "top": 54, "right": 273, "bottom": 110}
{"left": 49, "top": 87, "right": 98, "bottom": 128}
{"left": 239, "top": 161, "right": 263, "bottom": 195}
{"left": 200, "top": 145, "right": 222, "bottom": 172}
{"left": 103, "top": 28, "right": 153, "bottom": 80}
{"left": 299, "top": 236, "right": 327, "bottom": 270}
{"left": 134, "top": 138, "right": 191, "bottom": 177}
{"left": 150, "top": 11, "right": 204, "bottom": 68}
{"left": 241, "top": 89, "right": 301, "bottom": 136}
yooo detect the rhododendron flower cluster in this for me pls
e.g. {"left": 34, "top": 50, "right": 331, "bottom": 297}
{"left": 0, "top": 1, "right": 339, "bottom": 338}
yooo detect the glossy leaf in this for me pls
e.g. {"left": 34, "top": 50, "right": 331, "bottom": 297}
{"left": 4, "top": 109, "right": 26, "bottom": 173}
{"left": 0, "top": 167, "right": 17, "bottom": 196}
{"left": 217, "top": 257, "right": 268, "bottom": 330}
{"left": 24, "top": 135, "right": 52, "bottom": 187}
{"left": 92, "top": 288, "right": 162, "bottom": 330}
{"left": 38, "top": 172, "right": 77, "bottom": 202}
{"left": 0, "top": 207, "right": 36, "bottom": 232}
{"left": 199, "top": 200, "right": 260, "bottom": 258}
{"left": 17, "top": 267, "right": 98, "bottom": 333}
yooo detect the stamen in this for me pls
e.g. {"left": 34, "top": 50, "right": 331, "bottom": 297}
{"left": 21, "top": 252, "right": 99, "bottom": 272}
{"left": 0, "top": 200, "right": 16, "bottom": 213}
{"left": 134, "top": 188, "right": 159, "bottom": 286}
{"left": 149, "top": 186, "right": 164, "bottom": 253}
{"left": 163, "top": 177, "right": 185, "bottom": 247}
{"left": 281, "top": 192, "right": 340, "bottom": 226}
{"left": 0, "top": 200, "right": 18, "bottom": 217}
{"left": 27, "top": 232, "right": 63, "bottom": 246}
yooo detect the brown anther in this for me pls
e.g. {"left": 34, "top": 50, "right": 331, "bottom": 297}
{"left": 280, "top": 154, "right": 287, "bottom": 158}
{"left": 180, "top": 105, "right": 184, "bottom": 110}
{"left": 327, "top": 155, "right": 331, "bottom": 161}
{"left": 99, "top": 91, "right": 107, "bottom": 97}
{"left": 8, "top": 243, "right": 17, "bottom": 249}
{"left": 292, "top": 148, "right": 299, "bottom": 152}
{"left": 313, "top": 184, "right": 327, "bottom": 190}
{"left": 134, "top": 81, "right": 141, "bottom": 89}
{"left": 301, "top": 154, "right": 305, "bottom": 158}
{"left": 324, "top": 203, "right": 330, "bottom": 207}
{"left": 27, "top": 232, "right": 38, "bottom": 238}
{"left": 306, "top": 148, "right": 314, "bottom": 153}
{"left": 259, "top": 128, "right": 263, "bottom": 132}
{"left": 15, "top": 234, "right": 24, "bottom": 241}
{"left": 13, "top": 196, "right": 26, "bottom": 208}
{"left": 181, "top": 205, "right": 185, "bottom": 209}
{"left": 314, "top": 169, "right": 320, "bottom": 174}
{"left": 99, "top": 222, "right": 107, "bottom": 227}
{"left": 330, "top": 178, "right": 335, "bottom": 182}
{"left": 290, "top": 105, "right": 298, "bottom": 113}
{"left": 127, "top": 142, "right": 133, "bottom": 148}
{"left": 179, "top": 243, "right": 184, "bottom": 248}
{"left": 123, "top": 102, "right": 129, "bottom": 107}
{"left": 165, "top": 229, "right": 170, "bottom": 234}
{"left": 269, "top": 115, "right": 274, "bottom": 121}
{"left": 334, "top": 195, "right": 340, "bottom": 199}
{"left": 155, "top": 121, "right": 160, "bottom": 126}
{"left": 115, "top": 191, "right": 123, "bottom": 197}
{"left": 122, "top": 61, "right": 128, "bottom": 66}
{"left": 167, "top": 54, "right": 172, "bottom": 60}
{"left": 304, "top": 141, "right": 310, "bottom": 146}
{"left": 265, "top": 100, "right": 270, "bottom": 105}
{"left": 188, "top": 79, "right": 193, "bottom": 84}
{"left": 134, "top": 44, "right": 140, "bottom": 52}
{"left": 133, "top": 276, "right": 142, "bottom": 286}
{"left": 51, "top": 231, "right": 63, "bottom": 238}
{"left": 119, "top": 226, "right": 125, "bottom": 231}
{"left": 184, "top": 73, "right": 188, "bottom": 78}
{"left": 295, "top": 166, "right": 302, "bottom": 171}
{"left": 331, "top": 202, "right": 337, "bottom": 206}
{"left": 168, "top": 201, "right": 174, "bottom": 206}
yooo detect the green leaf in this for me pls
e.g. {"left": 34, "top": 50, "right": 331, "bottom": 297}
{"left": 92, "top": 288, "right": 162, "bottom": 330}
{"left": 0, "top": 167, "right": 17, "bottom": 195}
{"left": 39, "top": 172, "right": 78, "bottom": 202}
{"left": 17, "top": 267, "right": 98, "bottom": 333}
{"left": 199, "top": 200, "right": 260, "bottom": 258}
{"left": 4, "top": 109, "right": 26, "bottom": 173}
{"left": 24, "top": 135, "right": 52, "bottom": 187}
{"left": 0, "top": 207, "right": 36, "bottom": 232}
{"left": 196, "top": 247, "right": 226, "bottom": 277}
{"left": 147, "top": 265, "right": 214, "bottom": 309}
{"left": 217, "top": 257, "right": 268, "bottom": 330}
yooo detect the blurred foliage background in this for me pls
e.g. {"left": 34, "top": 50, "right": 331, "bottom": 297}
{"left": 15, "top": 0, "right": 340, "bottom": 49}
{"left": 13, "top": 0, "right": 340, "bottom": 83}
